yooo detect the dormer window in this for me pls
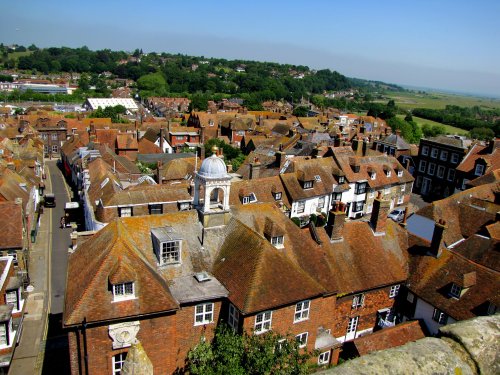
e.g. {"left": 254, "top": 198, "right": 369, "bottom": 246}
{"left": 303, "top": 181, "right": 313, "bottom": 189}
{"left": 352, "top": 293, "right": 365, "bottom": 308}
{"left": 397, "top": 169, "right": 403, "bottom": 177}
{"left": 271, "top": 235, "right": 284, "bottom": 248}
{"left": 274, "top": 192, "right": 282, "bottom": 201}
{"left": 385, "top": 169, "right": 391, "bottom": 177}
{"left": 370, "top": 172, "right": 376, "bottom": 180}
{"left": 113, "top": 282, "right": 135, "bottom": 302}
{"left": 338, "top": 176, "right": 345, "bottom": 183}
{"left": 243, "top": 193, "right": 257, "bottom": 204}
{"left": 487, "top": 302, "right": 497, "bottom": 315}
{"left": 449, "top": 283, "right": 461, "bottom": 299}
{"left": 151, "top": 227, "right": 182, "bottom": 266}
{"left": 474, "top": 164, "right": 485, "bottom": 176}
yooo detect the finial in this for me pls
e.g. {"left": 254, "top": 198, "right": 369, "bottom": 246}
{"left": 211, "top": 145, "right": 219, "bottom": 155}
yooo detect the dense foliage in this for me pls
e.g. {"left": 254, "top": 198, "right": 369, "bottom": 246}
{"left": 412, "top": 105, "right": 500, "bottom": 136}
{"left": 88, "top": 105, "right": 128, "bottom": 123}
{"left": 186, "top": 324, "right": 314, "bottom": 375}
{"left": 204, "top": 139, "right": 246, "bottom": 170}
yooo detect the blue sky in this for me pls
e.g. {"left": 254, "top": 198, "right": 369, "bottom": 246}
{"left": 1, "top": 0, "right": 499, "bottom": 97}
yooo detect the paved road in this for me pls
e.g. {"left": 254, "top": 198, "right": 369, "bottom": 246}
{"left": 46, "top": 160, "right": 71, "bottom": 314}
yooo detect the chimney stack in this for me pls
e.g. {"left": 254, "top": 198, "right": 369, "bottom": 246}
{"left": 430, "top": 219, "right": 447, "bottom": 258}
{"left": 326, "top": 202, "right": 346, "bottom": 242}
{"left": 370, "top": 192, "right": 390, "bottom": 234}
{"left": 275, "top": 151, "right": 284, "bottom": 167}
{"left": 249, "top": 158, "right": 261, "bottom": 180}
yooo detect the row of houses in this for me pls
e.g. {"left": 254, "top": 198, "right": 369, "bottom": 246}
{"left": 62, "top": 147, "right": 499, "bottom": 374}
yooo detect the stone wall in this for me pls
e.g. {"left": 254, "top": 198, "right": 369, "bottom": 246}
{"left": 319, "top": 314, "right": 499, "bottom": 375}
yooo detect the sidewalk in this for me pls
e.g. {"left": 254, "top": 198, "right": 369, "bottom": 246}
{"left": 9, "top": 170, "right": 53, "bottom": 374}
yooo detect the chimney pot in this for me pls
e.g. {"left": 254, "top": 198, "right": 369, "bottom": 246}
{"left": 370, "top": 195, "right": 391, "bottom": 234}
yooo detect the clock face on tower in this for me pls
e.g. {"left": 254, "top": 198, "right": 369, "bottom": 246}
{"left": 109, "top": 321, "right": 140, "bottom": 349}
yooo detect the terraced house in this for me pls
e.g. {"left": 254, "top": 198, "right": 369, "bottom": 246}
{"left": 64, "top": 152, "right": 411, "bottom": 374}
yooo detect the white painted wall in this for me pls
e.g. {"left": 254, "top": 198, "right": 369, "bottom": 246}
{"left": 413, "top": 297, "right": 456, "bottom": 335}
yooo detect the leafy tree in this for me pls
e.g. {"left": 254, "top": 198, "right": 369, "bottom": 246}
{"left": 421, "top": 123, "right": 446, "bottom": 138}
{"left": 78, "top": 73, "right": 91, "bottom": 91}
{"left": 186, "top": 324, "right": 313, "bottom": 375}
{"left": 470, "top": 127, "right": 495, "bottom": 141}
{"left": 293, "top": 106, "right": 309, "bottom": 117}
{"left": 137, "top": 72, "right": 168, "bottom": 96}
{"left": 404, "top": 112, "right": 413, "bottom": 122}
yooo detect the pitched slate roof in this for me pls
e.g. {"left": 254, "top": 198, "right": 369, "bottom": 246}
{"left": 456, "top": 141, "right": 500, "bottom": 174}
{"left": 116, "top": 133, "right": 138, "bottom": 150}
{"left": 230, "top": 175, "right": 291, "bottom": 208}
{"left": 101, "top": 184, "right": 191, "bottom": 208}
{"left": 0, "top": 202, "right": 23, "bottom": 249}
{"left": 158, "top": 156, "right": 200, "bottom": 182}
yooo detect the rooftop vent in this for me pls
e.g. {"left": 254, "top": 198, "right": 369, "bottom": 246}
{"left": 194, "top": 272, "right": 211, "bottom": 283}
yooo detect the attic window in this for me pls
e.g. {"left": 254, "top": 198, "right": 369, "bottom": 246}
{"left": 113, "top": 282, "right": 135, "bottom": 302}
{"left": 274, "top": 192, "right": 282, "bottom": 201}
{"left": 474, "top": 164, "right": 485, "bottom": 176}
{"left": 338, "top": 176, "right": 345, "bottom": 183}
{"left": 303, "top": 181, "right": 313, "bottom": 189}
{"left": 314, "top": 175, "right": 322, "bottom": 182}
{"left": 397, "top": 169, "right": 403, "bottom": 177}
{"left": 151, "top": 227, "right": 182, "bottom": 266}
{"left": 385, "top": 169, "right": 391, "bottom": 177}
{"left": 449, "top": 283, "right": 461, "bottom": 299}
{"left": 370, "top": 172, "right": 376, "bottom": 180}
{"left": 271, "top": 235, "right": 284, "bottom": 248}
{"left": 432, "top": 308, "right": 448, "bottom": 324}
{"left": 243, "top": 193, "right": 257, "bottom": 204}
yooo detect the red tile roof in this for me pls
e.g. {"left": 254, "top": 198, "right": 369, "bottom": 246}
{"left": 0, "top": 202, "right": 23, "bottom": 249}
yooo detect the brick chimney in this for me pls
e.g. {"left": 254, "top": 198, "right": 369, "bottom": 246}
{"left": 249, "top": 158, "right": 261, "bottom": 180}
{"left": 326, "top": 202, "right": 346, "bottom": 242}
{"left": 370, "top": 192, "right": 390, "bottom": 234}
{"left": 430, "top": 219, "right": 447, "bottom": 258}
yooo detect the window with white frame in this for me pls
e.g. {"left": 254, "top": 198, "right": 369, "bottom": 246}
{"left": 389, "top": 285, "right": 400, "bottom": 298}
{"left": 397, "top": 169, "right": 403, "bottom": 177}
{"left": 51, "top": 145, "right": 58, "bottom": 153}
{"left": 347, "top": 316, "right": 359, "bottom": 334}
{"left": 419, "top": 160, "right": 427, "bottom": 172}
{"left": 440, "top": 150, "right": 448, "bottom": 161}
{"left": 384, "top": 187, "right": 391, "bottom": 195}
{"left": 338, "top": 176, "right": 345, "bottom": 183}
{"left": 368, "top": 189, "right": 374, "bottom": 198}
{"left": 370, "top": 172, "right": 376, "bottom": 180}
{"left": 366, "top": 204, "right": 373, "bottom": 214}
{"left": 228, "top": 303, "right": 240, "bottom": 331}
{"left": 42, "top": 133, "right": 48, "bottom": 140}
{"left": 112, "top": 352, "right": 127, "bottom": 375}
{"left": 421, "top": 145, "right": 429, "bottom": 156}
{"left": 397, "top": 196, "right": 404, "bottom": 204}
{"left": 447, "top": 169, "right": 455, "bottom": 182}
{"left": 451, "top": 153, "right": 459, "bottom": 164}
{"left": 432, "top": 308, "right": 448, "bottom": 324}
{"left": 294, "top": 300, "right": 310, "bottom": 322}
{"left": 271, "top": 235, "right": 284, "bottom": 248}
{"left": 385, "top": 170, "right": 391, "bottom": 177}
{"left": 449, "top": 283, "right": 462, "bottom": 299}
{"left": 352, "top": 293, "right": 365, "bottom": 308}
{"left": 437, "top": 165, "right": 445, "bottom": 178}
{"left": 295, "top": 332, "right": 308, "bottom": 348}
{"left": 160, "top": 240, "right": 181, "bottom": 265}
{"left": 353, "top": 201, "right": 364, "bottom": 212}
{"left": 431, "top": 148, "right": 438, "bottom": 158}
{"left": 5, "top": 290, "right": 19, "bottom": 310}
{"left": 427, "top": 163, "right": 436, "bottom": 176}
{"left": 475, "top": 164, "right": 485, "bottom": 176}
{"left": 333, "top": 192, "right": 342, "bottom": 201}
{"left": 296, "top": 201, "right": 305, "bottom": 214}
{"left": 274, "top": 192, "right": 282, "bottom": 201}
{"left": 303, "top": 181, "right": 313, "bottom": 189}
{"left": 0, "top": 323, "right": 6, "bottom": 346}
{"left": 242, "top": 196, "right": 250, "bottom": 204}
{"left": 254, "top": 311, "right": 272, "bottom": 334}
{"left": 401, "top": 184, "right": 406, "bottom": 192}
{"left": 318, "top": 351, "right": 331, "bottom": 365}
{"left": 51, "top": 133, "right": 58, "bottom": 140}
{"left": 113, "top": 282, "right": 134, "bottom": 301}
{"left": 119, "top": 207, "right": 132, "bottom": 217}
{"left": 355, "top": 182, "right": 367, "bottom": 195}
{"left": 194, "top": 302, "right": 214, "bottom": 326}
{"left": 317, "top": 196, "right": 325, "bottom": 209}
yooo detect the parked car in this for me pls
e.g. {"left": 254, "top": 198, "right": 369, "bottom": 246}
{"left": 43, "top": 193, "right": 56, "bottom": 208}
{"left": 388, "top": 208, "right": 405, "bottom": 222}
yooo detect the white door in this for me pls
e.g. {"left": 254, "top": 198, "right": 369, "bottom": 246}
{"left": 345, "top": 316, "right": 358, "bottom": 341}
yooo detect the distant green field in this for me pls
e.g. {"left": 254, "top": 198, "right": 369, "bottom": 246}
{"left": 396, "top": 114, "right": 469, "bottom": 136}
{"left": 380, "top": 91, "right": 500, "bottom": 110}
{"left": 7, "top": 51, "right": 33, "bottom": 60}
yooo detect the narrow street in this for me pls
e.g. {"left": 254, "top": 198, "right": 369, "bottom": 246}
{"left": 10, "top": 160, "right": 72, "bottom": 374}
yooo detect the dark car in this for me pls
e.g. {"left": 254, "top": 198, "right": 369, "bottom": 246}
{"left": 43, "top": 193, "right": 56, "bottom": 208}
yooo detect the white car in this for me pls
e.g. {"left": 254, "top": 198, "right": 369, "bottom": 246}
{"left": 388, "top": 208, "right": 405, "bottom": 222}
